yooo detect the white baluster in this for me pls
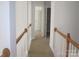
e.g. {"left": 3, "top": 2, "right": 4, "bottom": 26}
{"left": 73, "top": 45, "right": 74, "bottom": 56}
{"left": 75, "top": 47, "right": 78, "bottom": 57}
{"left": 72, "top": 44, "right": 75, "bottom": 56}
{"left": 77, "top": 48, "right": 79, "bottom": 56}
{"left": 73, "top": 46, "right": 76, "bottom": 57}
{"left": 68, "top": 43, "right": 70, "bottom": 57}
{"left": 70, "top": 44, "right": 73, "bottom": 57}
{"left": 69, "top": 43, "right": 72, "bottom": 57}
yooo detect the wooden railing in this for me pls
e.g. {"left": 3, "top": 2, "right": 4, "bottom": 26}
{"left": 54, "top": 27, "right": 79, "bottom": 57}
{"left": 27, "top": 24, "right": 31, "bottom": 28}
{"left": 0, "top": 48, "right": 10, "bottom": 57}
{"left": 16, "top": 24, "right": 31, "bottom": 44}
{"left": 54, "top": 27, "right": 67, "bottom": 39}
{"left": 16, "top": 28, "right": 27, "bottom": 44}
{"left": 0, "top": 24, "right": 31, "bottom": 57}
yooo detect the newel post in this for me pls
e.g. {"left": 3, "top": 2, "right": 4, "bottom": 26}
{"left": 66, "top": 33, "right": 70, "bottom": 57}
{"left": 54, "top": 27, "right": 57, "bottom": 32}
{"left": 1, "top": 48, "right": 10, "bottom": 57}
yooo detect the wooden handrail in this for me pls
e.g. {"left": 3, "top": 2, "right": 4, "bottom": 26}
{"left": 16, "top": 28, "right": 27, "bottom": 44}
{"left": 27, "top": 24, "right": 31, "bottom": 28}
{"left": 0, "top": 48, "right": 10, "bottom": 57}
{"left": 54, "top": 27, "right": 79, "bottom": 49}
{"left": 68, "top": 35, "right": 79, "bottom": 49}
{"left": 54, "top": 27, "right": 67, "bottom": 39}
{"left": 16, "top": 24, "right": 31, "bottom": 44}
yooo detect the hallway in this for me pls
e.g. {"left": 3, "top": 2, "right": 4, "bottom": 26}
{"left": 28, "top": 34, "right": 54, "bottom": 57}
{"left": 1, "top": 1, "right": 79, "bottom": 57}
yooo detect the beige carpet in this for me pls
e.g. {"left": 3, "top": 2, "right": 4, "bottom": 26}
{"left": 28, "top": 35, "right": 54, "bottom": 57}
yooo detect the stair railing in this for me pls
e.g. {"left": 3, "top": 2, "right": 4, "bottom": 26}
{"left": 0, "top": 24, "right": 31, "bottom": 57}
{"left": 16, "top": 24, "right": 31, "bottom": 44}
{"left": 54, "top": 27, "right": 79, "bottom": 57}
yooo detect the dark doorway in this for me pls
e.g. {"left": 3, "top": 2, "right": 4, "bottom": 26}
{"left": 46, "top": 8, "right": 51, "bottom": 37}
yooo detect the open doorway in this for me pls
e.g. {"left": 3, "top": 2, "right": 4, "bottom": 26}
{"left": 46, "top": 8, "right": 51, "bottom": 37}
{"left": 34, "top": 6, "right": 44, "bottom": 38}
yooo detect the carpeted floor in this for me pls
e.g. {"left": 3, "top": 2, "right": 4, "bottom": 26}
{"left": 28, "top": 35, "right": 54, "bottom": 57}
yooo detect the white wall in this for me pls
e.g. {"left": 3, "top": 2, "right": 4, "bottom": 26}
{"left": 16, "top": 1, "right": 32, "bottom": 57}
{"left": 27, "top": 1, "right": 32, "bottom": 51}
{"left": 0, "top": 1, "right": 16, "bottom": 56}
{"left": 0, "top": 1, "right": 32, "bottom": 57}
{"left": 50, "top": 1, "right": 79, "bottom": 57}
{"left": 44, "top": 1, "right": 51, "bottom": 8}
{"left": 10, "top": 2, "right": 16, "bottom": 56}
{"left": 16, "top": 1, "right": 28, "bottom": 57}
{"left": 16, "top": 2, "right": 27, "bottom": 37}
{"left": 50, "top": 1, "right": 55, "bottom": 56}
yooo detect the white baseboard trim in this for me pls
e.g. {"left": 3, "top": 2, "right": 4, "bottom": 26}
{"left": 49, "top": 43, "right": 55, "bottom": 57}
